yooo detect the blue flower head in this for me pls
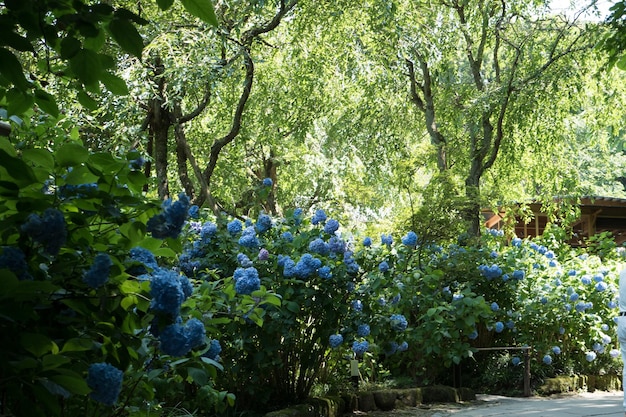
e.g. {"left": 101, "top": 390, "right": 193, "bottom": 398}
{"left": 282, "top": 256, "right": 296, "bottom": 277}
{"left": 83, "top": 253, "right": 113, "bottom": 288}
{"left": 328, "top": 236, "right": 346, "bottom": 254}
{"left": 258, "top": 248, "right": 270, "bottom": 261}
{"left": 511, "top": 357, "right": 521, "bottom": 366}
{"left": 184, "top": 318, "right": 206, "bottom": 349}
{"left": 362, "top": 237, "right": 372, "bottom": 247}
{"left": 390, "top": 314, "right": 408, "bottom": 331}
{"left": 311, "top": 209, "right": 327, "bottom": 225}
{"left": 379, "top": 261, "right": 390, "bottom": 273}
{"left": 352, "top": 340, "right": 369, "bottom": 356}
{"left": 179, "top": 274, "right": 194, "bottom": 299}
{"left": 552, "top": 346, "right": 561, "bottom": 355}
{"left": 237, "top": 253, "right": 253, "bottom": 267}
{"left": 205, "top": 339, "right": 222, "bottom": 360}
{"left": 147, "top": 193, "right": 190, "bottom": 239}
{"left": 494, "top": 321, "right": 504, "bottom": 333}
{"left": 128, "top": 246, "right": 158, "bottom": 275}
{"left": 159, "top": 323, "right": 191, "bottom": 356}
{"left": 294, "top": 254, "right": 322, "bottom": 279}
{"left": 381, "top": 234, "right": 393, "bottom": 246}
{"left": 281, "top": 231, "right": 294, "bottom": 242}
{"left": 318, "top": 265, "right": 332, "bottom": 279}
{"left": 227, "top": 219, "right": 243, "bottom": 235}
{"left": 352, "top": 300, "right": 363, "bottom": 312}
{"left": 586, "top": 351, "right": 597, "bottom": 362}
{"left": 329, "top": 334, "right": 343, "bottom": 348}
{"left": 309, "top": 238, "right": 330, "bottom": 256}
{"left": 238, "top": 227, "right": 260, "bottom": 248}
{"left": 324, "top": 219, "right": 340, "bottom": 234}
{"left": 397, "top": 341, "right": 409, "bottom": 352}
{"left": 357, "top": 324, "right": 371, "bottom": 337}
{"left": 543, "top": 354, "right": 553, "bottom": 365}
{"left": 490, "top": 302, "right": 499, "bottom": 312}
{"left": 511, "top": 237, "right": 522, "bottom": 247}
{"left": 596, "top": 281, "right": 608, "bottom": 292}
{"left": 401, "top": 231, "right": 418, "bottom": 247}
{"left": 86, "top": 363, "right": 123, "bottom": 406}
{"left": 21, "top": 208, "right": 67, "bottom": 255}
{"left": 256, "top": 213, "right": 272, "bottom": 234}
{"left": 0, "top": 246, "right": 31, "bottom": 280}
{"left": 262, "top": 177, "right": 273, "bottom": 187}
{"left": 150, "top": 269, "right": 185, "bottom": 317}
{"left": 233, "top": 267, "right": 261, "bottom": 295}
{"left": 188, "top": 205, "right": 200, "bottom": 219}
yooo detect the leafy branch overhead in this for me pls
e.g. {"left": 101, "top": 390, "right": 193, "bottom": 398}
{"left": 0, "top": 0, "right": 217, "bottom": 117}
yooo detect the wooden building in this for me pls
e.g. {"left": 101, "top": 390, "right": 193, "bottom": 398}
{"left": 483, "top": 196, "right": 626, "bottom": 246}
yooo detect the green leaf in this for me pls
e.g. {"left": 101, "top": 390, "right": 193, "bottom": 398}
{"left": 50, "top": 374, "right": 91, "bottom": 395}
{"left": 42, "top": 354, "right": 72, "bottom": 371}
{"left": 157, "top": 0, "right": 175, "bottom": 10}
{"left": 22, "top": 148, "right": 55, "bottom": 170}
{"left": 100, "top": 72, "right": 129, "bottom": 95}
{"left": 0, "top": 47, "right": 30, "bottom": 90}
{"left": 34, "top": 89, "right": 59, "bottom": 118}
{"left": 21, "top": 333, "right": 58, "bottom": 358}
{"left": 61, "top": 338, "right": 94, "bottom": 353}
{"left": 69, "top": 49, "right": 102, "bottom": 86}
{"left": 6, "top": 88, "right": 34, "bottom": 115}
{"left": 55, "top": 143, "right": 90, "bottom": 167}
{"left": 0, "top": 148, "right": 38, "bottom": 186}
{"left": 77, "top": 90, "right": 99, "bottom": 110}
{"left": 107, "top": 18, "right": 144, "bottom": 58}
{"left": 1, "top": 31, "right": 34, "bottom": 52}
{"left": 121, "top": 295, "right": 137, "bottom": 310}
{"left": 59, "top": 37, "right": 81, "bottom": 60}
{"left": 187, "top": 367, "right": 208, "bottom": 385}
{"left": 179, "top": 0, "right": 218, "bottom": 26}
{"left": 64, "top": 165, "right": 100, "bottom": 185}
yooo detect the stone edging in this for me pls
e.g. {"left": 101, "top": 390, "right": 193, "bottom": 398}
{"left": 264, "top": 386, "right": 476, "bottom": 417}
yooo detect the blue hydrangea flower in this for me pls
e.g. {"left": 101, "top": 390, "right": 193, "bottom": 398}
{"left": 511, "top": 237, "right": 522, "bottom": 247}
{"left": 601, "top": 324, "right": 610, "bottom": 331}
{"left": 391, "top": 294, "right": 402, "bottom": 304}
{"left": 188, "top": 205, "right": 200, "bottom": 219}
{"left": 385, "top": 341, "right": 399, "bottom": 355}
{"left": 128, "top": 246, "right": 158, "bottom": 275}
{"left": 381, "top": 234, "right": 393, "bottom": 246}
{"left": 328, "top": 236, "right": 346, "bottom": 254}
{"left": 352, "top": 340, "right": 369, "bottom": 355}
{"left": 184, "top": 318, "right": 205, "bottom": 349}
{"left": 282, "top": 231, "right": 294, "bottom": 242}
{"left": 262, "top": 177, "right": 273, "bottom": 187}
{"left": 468, "top": 330, "right": 478, "bottom": 340}
{"left": 150, "top": 269, "right": 185, "bottom": 317}
{"left": 511, "top": 357, "right": 521, "bottom": 366}
{"left": 233, "top": 267, "right": 261, "bottom": 295}
{"left": 490, "top": 302, "right": 499, "bottom": 312}
{"left": 309, "top": 238, "right": 330, "bottom": 256}
{"left": 569, "top": 293, "right": 579, "bottom": 302}
{"left": 352, "top": 300, "right": 363, "bottom": 312}
{"left": 401, "top": 231, "right": 418, "bottom": 247}
{"left": 390, "top": 314, "right": 408, "bottom": 331}
{"left": 227, "top": 219, "right": 243, "bottom": 235}
{"left": 205, "top": 339, "right": 222, "bottom": 360}
{"left": 294, "top": 254, "right": 322, "bottom": 279}
{"left": 86, "top": 362, "right": 123, "bottom": 406}
{"left": 397, "top": 341, "right": 408, "bottom": 352}
{"left": 357, "top": 324, "right": 371, "bottom": 337}
{"left": 0, "top": 246, "right": 31, "bottom": 280}
{"left": 543, "top": 354, "right": 553, "bottom": 365}
{"left": 610, "top": 349, "right": 620, "bottom": 358}
{"left": 379, "top": 261, "right": 390, "bottom": 272}
{"left": 494, "top": 321, "right": 504, "bottom": 333}
{"left": 324, "top": 219, "right": 339, "bottom": 234}
{"left": 479, "top": 264, "right": 502, "bottom": 279}
{"left": 593, "top": 342, "right": 604, "bottom": 353}
{"left": 147, "top": 193, "right": 190, "bottom": 239}
{"left": 83, "top": 253, "right": 113, "bottom": 288}
{"left": 237, "top": 253, "right": 253, "bottom": 267}
{"left": 362, "top": 237, "right": 372, "bottom": 247}
{"left": 318, "top": 266, "right": 332, "bottom": 279}
{"left": 512, "top": 270, "right": 525, "bottom": 280}
{"left": 311, "top": 209, "right": 327, "bottom": 225}
{"left": 256, "top": 213, "right": 272, "bottom": 233}
{"left": 238, "top": 227, "right": 260, "bottom": 248}
{"left": 586, "top": 351, "right": 597, "bottom": 362}
{"left": 343, "top": 251, "right": 359, "bottom": 274}
{"left": 581, "top": 275, "right": 592, "bottom": 285}
{"left": 258, "top": 248, "right": 269, "bottom": 261}
{"left": 282, "top": 256, "right": 296, "bottom": 277}
{"left": 179, "top": 274, "right": 193, "bottom": 300}
{"left": 159, "top": 323, "right": 191, "bottom": 356}
{"left": 596, "top": 281, "right": 608, "bottom": 292}
{"left": 21, "top": 208, "right": 67, "bottom": 255}
{"left": 329, "top": 334, "right": 343, "bottom": 348}
{"left": 506, "top": 320, "right": 515, "bottom": 329}
{"left": 552, "top": 346, "right": 561, "bottom": 355}
{"left": 129, "top": 156, "right": 145, "bottom": 170}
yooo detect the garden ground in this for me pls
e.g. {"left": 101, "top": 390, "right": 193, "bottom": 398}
{"left": 358, "top": 391, "right": 625, "bottom": 416}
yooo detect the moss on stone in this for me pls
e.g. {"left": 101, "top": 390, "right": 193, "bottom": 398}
{"left": 372, "top": 390, "right": 397, "bottom": 411}
{"left": 357, "top": 391, "right": 377, "bottom": 411}
{"left": 421, "top": 385, "right": 459, "bottom": 403}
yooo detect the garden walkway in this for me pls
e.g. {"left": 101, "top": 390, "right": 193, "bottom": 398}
{"left": 361, "top": 391, "right": 625, "bottom": 417}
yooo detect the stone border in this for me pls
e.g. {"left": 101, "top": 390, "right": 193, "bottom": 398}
{"left": 264, "top": 386, "right": 476, "bottom": 417}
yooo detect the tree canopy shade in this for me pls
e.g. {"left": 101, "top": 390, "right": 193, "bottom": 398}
{"left": 601, "top": 0, "right": 626, "bottom": 69}
{"left": 0, "top": 0, "right": 217, "bottom": 117}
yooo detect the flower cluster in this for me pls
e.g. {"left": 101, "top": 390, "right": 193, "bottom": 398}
{"left": 159, "top": 318, "right": 206, "bottom": 356}
{"left": 21, "top": 208, "right": 67, "bottom": 255}
{"left": 83, "top": 253, "right": 113, "bottom": 288}
{"left": 147, "top": 193, "right": 190, "bottom": 239}
{"left": 0, "top": 246, "right": 31, "bottom": 280}
{"left": 479, "top": 264, "right": 503, "bottom": 279}
{"left": 390, "top": 314, "right": 408, "bottom": 331}
{"left": 86, "top": 362, "right": 124, "bottom": 406}
{"left": 233, "top": 267, "right": 261, "bottom": 295}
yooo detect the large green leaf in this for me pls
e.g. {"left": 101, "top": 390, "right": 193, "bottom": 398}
{"left": 100, "top": 71, "right": 129, "bottom": 95}
{"left": 179, "top": 0, "right": 218, "bottom": 26}
{"left": 6, "top": 88, "right": 34, "bottom": 115}
{"left": 0, "top": 48, "right": 30, "bottom": 90}
{"left": 21, "top": 148, "right": 55, "bottom": 170}
{"left": 107, "top": 18, "right": 144, "bottom": 58}
{"left": 34, "top": 89, "right": 59, "bottom": 118}
{"left": 0, "top": 148, "right": 38, "bottom": 186}
{"left": 69, "top": 49, "right": 102, "bottom": 86}
{"left": 55, "top": 143, "right": 90, "bottom": 167}
{"left": 156, "top": 0, "right": 175, "bottom": 10}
